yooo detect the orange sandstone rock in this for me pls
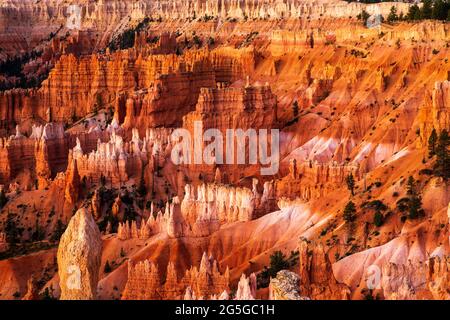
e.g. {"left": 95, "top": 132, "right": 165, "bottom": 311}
{"left": 57, "top": 208, "right": 102, "bottom": 300}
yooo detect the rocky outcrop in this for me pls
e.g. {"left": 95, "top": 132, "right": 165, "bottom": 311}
{"left": 57, "top": 208, "right": 102, "bottom": 300}
{"left": 269, "top": 270, "right": 308, "bottom": 300}
{"left": 122, "top": 252, "right": 229, "bottom": 300}
{"left": 427, "top": 256, "right": 450, "bottom": 300}
{"left": 298, "top": 239, "right": 350, "bottom": 300}
{"left": 183, "top": 82, "right": 277, "bottom": 135}
{"left": 181, "top": 82, "right": 278, "bottom": 181}
{"left": 180, "top": 252, "right": 230, "bottom": 300}
{"left": 277, "top": 160, "right": 360, "bottom": 201}
{"left": 304, "top": 79, "right": 334, "bottom": 106}
{"left": 70, "top": 132, "right": 130, "bottom": 186}
{"left": 193, "top": 83, "right": 276, "bottom": 120}
{"left": 91, "top": 189, "right": 101, "bottom": 220}
{"left": 333, "top": 229, "right": 450, "bottom": 300}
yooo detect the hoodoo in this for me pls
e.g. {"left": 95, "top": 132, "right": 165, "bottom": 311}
{"left": 57, "top": 208, "right": 102, "bottom": 300}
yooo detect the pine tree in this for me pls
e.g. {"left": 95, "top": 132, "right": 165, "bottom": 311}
{"left": 432, "top": 0, "right": 448, "bottom": 20}
{"left": 428, "top": 128, "right": 438, "bottom": 158}
{"left": 104, "top": 260, "right": 112, "bottom": 273}
{"left": 407, "top": 4, "right": 422, "bottom": 20}
{"left": 5, "top": 213, "right": 19, "bottom": 244}
{"left": 358, "top": 10, "right": 370, "bottom": 25}
{"left": 406, "top": 176, "right": 424, "bottom": 219}
{"left": 406, "top": 176, "right": 416, "bottom": 196}
{"left": 373, "top": 211, "right": 384, "bottom": 227}
{"left": 32, "top": 219, "right": 45, "bottom": 241}
{"left": 346, "top": 173, "right": 355, "bottom": 196}
{"left": 96, "top": 94, "right": 103, "bottom": 107}
{"left": 292, "top": 100, "right": 299, "bottom": 118}
{"left": 387, "top": 6, "right": 399, "bottom": 23}
{"left": 137, "top": 170, "right": 147, "bottom": 197}
{"left": 41, "top": 287, "right": 56, "bottom": 300}
{"left": 421, "top": 0, "right": 433, "bottom": 19}
{"left": 408, "top": 195, "right": 422, "bottom": 219}
{"left": 343, "top": 201, "right": 357, "bottom": 222}
{"left": 309, "top": 32, "right": 314, "bottom": 49}
{"left": 100, "top": 174, "right": 106, "bottom": 187}
{"left": 268, "top": 251, "right": 289, "bottom": 278}
{"left": 434, "top": 129, "right": 450, "bottom": 180}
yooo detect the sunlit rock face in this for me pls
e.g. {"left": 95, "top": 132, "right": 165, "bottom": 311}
{"left": 269, "top": 270, "right": 307, "bottom": 300}
{"left": 0, "top": 123, "right": 68, "bottom": 187}
{"left": 380, "top": 257, "right": 450, "bottom": 300}
{"left": 298, "top": 239, "right": 351, "bottom": 300}
{"left": 0, "top": 232, "right": 8, "bottom": 252}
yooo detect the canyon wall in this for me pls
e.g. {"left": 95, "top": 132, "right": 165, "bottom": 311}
{"left": 0, "top": 46, "right": 256, "bottom": 131}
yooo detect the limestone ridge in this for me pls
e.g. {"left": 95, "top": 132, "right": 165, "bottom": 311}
{"left": 116, "top": 180, "right": 276, "bottom": 240}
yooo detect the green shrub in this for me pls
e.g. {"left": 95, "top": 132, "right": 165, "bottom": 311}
{"left": 104, "top": 260, "right": 112, "bottom": 273}
{"left": 373, "top": 211, "right": 384, "bottom": 227}
{"left": 343, "top": 201, "right": 357, "bottom": 222}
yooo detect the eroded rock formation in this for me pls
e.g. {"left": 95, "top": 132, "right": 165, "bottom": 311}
{"left": 381, "top": 256, "right": 450, "bottom": 300}
{"left": 122, "top": 252, "right": 229, "bottom": 300}
{"left": 57, "top": 208, "right": 102, "bottom": 300}
{"left": 298, "top": 239, "right": 350, "bottom": 300}
{"left": 0, "top": 123, "right": 68, "bottom": 186}
{"left": 269, "top": 270, "right": 307, "bottom": 300}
